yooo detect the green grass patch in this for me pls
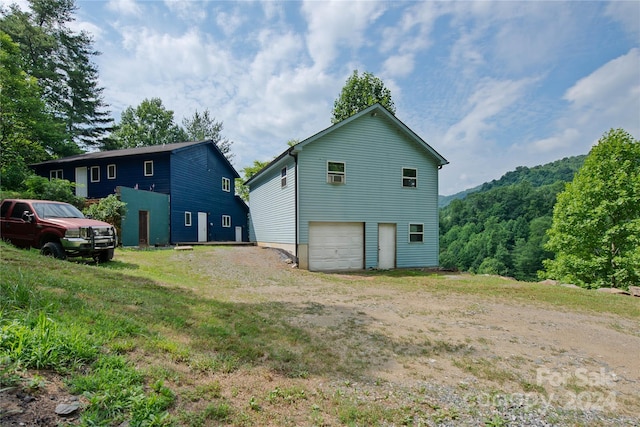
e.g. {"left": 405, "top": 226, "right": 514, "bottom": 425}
{"left": 2, "top": 242, "right": 638, "bottom": 425}
{"left": 351, "top": 270, "right": 640, "bottom": 319}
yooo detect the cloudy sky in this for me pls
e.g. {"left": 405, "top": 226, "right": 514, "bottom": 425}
{"left": 7, "top": 0, "right": 640, "bottom": 195}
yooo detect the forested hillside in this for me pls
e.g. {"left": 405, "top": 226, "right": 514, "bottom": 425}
{"left": 439, "top": 155, "right": 585, "bottom": 281}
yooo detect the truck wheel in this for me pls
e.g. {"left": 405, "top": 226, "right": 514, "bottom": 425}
{"left": 96, "top": 248, "right": 114, "bottom": 263}
{"left": 41, "top": 242, "right": 66, "bottom": 259}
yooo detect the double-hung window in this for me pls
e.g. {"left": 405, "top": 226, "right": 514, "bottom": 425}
{"left": 327, "top": 161, "right": 345, "bottom": 184}
{"left": 185, "top": 212, "right": 192, "bottom": 226}
{"left": 409, "top": 223, "right": 424, "bottom": 243}
{"left": 50, "top": 170, "right": 63, "bottom": 180}
{"left": 90, "top": 166, "right": 100, "bottom": 182}
{"left": 281, "top": 167, "right": 287, "bottom": 188}
{"left": 222, "top": 215, "right": 231, "bottom": 228}
{"left": 144, "top": 161, "right": 154, "bottom": 176}
{"left": 222, "top": 177, "right": 231, "bottom": 192}
{"left": 107, "top": 164, "right": 116, "bottom": 179}
{"left": 402, "top": 168, "right": 417, "bottom": 188}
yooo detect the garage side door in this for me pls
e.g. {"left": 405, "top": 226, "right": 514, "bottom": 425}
{"left": 309, "top": 222, "right": 364, "bottom": 271}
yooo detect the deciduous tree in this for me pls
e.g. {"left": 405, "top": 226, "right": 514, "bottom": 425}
{"left": 0, "top": 31, "right": 64, "bottom": 190}
{"left": 111, "top": 98, "right": 187, "bottom": 149}
{"left": 543, "top": 129, "right": 640, "bottom": 288}
{"left": 331, "top": 70, "right": 395, "bottom": 124}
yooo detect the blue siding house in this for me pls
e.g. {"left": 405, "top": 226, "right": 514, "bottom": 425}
{"left": 31, "top": 140, "right": 249, "bottom": 245}
{"left": 246, "top": 104, "right": 448, "bottom": 271}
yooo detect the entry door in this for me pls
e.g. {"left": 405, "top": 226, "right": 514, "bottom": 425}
{"left": 378, "top": 223, "right": 396, "bottom": 269}
{"left": 197, "top": 212, "right": 207, "bottom": 242}
{"left": 75, "top": 167, "right": 88, "bottom": 197}
{"left": 138, "top": 210, "right": 149, "bottom": 246}
{"left": 235, "top": 226, "right": 242, "bottom": 242}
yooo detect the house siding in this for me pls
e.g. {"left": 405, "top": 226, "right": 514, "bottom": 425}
{"left": 32, "top": 154, "right": 171, "bottom": 199}
{"left": 248, "top": 157, "right": 296, "bottom": 248}
{"left": 119, "top": 186, "right": 170, "bottom": 247}
{"left": 297, "top": 113, "right": 440, "bottom": 268}
{"left": 31, "top": 141, "right": 248, "bottom": 245}
{"left": 170, "top": 144, "right": 247, "bottom": 243}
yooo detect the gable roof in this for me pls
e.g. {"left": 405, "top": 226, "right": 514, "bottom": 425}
{"left": 246, "top": 103, "right": 448, "bottom": 186}
{"left": 32, "top": 140, "right": 240, "bottom": 178}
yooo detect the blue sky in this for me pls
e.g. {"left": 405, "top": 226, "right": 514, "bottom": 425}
{"left": 6, "top": 0, "right": 639, "bottom": 195}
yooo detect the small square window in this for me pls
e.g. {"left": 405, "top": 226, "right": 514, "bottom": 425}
{"left": 222, "top": 215, "right": 231, "bottom": 228}
{"left": 403, "top": 168, "right": 417, "bottom": 187}
{"left": 107, "top": 164, "right": 116, "bottom": 179}
{"left": 409, "top": 223, "right": 424, "bottom": 243}
{"left": 185, "top": 211, "right": 192, "bottom": 226}
{"left": 327, "top": 161, "right": 345, "bottom": 184}
{"left": 50, "top": 169, "right": 63, "bottom": 180}
{"left": 144, "top": 161, "right": 154, "bottom": 176}
{"left": 281, "top": 167, "right": 287, "bottom": 188}
{"left": 90, "top": 166, "right": 100, "bottom": 182}
{"left": 222, "top": 177, "right": 231, "bottom": 192}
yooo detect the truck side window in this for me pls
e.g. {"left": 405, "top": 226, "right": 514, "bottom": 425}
{"left": 10, "top": 202, "right": 31, "bottom": 219}
{"left": 1, "top": 201, "right": 11, "bottom": 218}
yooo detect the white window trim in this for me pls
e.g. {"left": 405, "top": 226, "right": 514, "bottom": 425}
{"left": 107, "top": 164, "right": 116, "bottom": 180}
{"left": 144, "top": 160, "right": 154, "bottom": 176}
{"left": 281, "top": 167, "right": 287, "bottom": 188}
{"left": 185, "top": 211, "right": 192, "bottom": 227}
{"left": 222, "top": 177, "right": 231, "bottom": 192}
{"left": 90, "top": 166, "right": 100, "bottom": 182}
{"left": 327, "top": 161, "right": 346, "bottom": 184}
{"left": 409, "top": 223, "right": 424, "bottom": 243}
{"left": 402, "top": 167, "right": 418, "bottom": 188}
{"left": 50, "top": 169, "right": 63, "bottom": 180}
{"left": 222, "top": 215, "right": 231, "bottom": 228}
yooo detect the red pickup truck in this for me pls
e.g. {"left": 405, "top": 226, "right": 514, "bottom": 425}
{"left": 0, "top": 199, "right": 117, "bottom": 262}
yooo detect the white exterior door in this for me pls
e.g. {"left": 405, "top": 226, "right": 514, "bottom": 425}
{"left": 197, "top": 212, "right": 207, "bottom": 242}
{"left": 235, "top": 226, "right": 242, "bottom": 242}
{"left": 75, "top": 167, "right": 87, "bottom": 197}
{"left": 309, "top": 222, "right": 364, "bottom": 271}
{"left": 378, "top": 223, "right": 396, "bottom": 269}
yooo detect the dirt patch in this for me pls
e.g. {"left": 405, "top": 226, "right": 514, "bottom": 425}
{"left": 1, "top": 372, "right": 85, "bottom": 426}
{"left": 3, "top": 246, "right": 639, "bottom": 425}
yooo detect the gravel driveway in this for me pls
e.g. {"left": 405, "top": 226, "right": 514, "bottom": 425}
{"left": 180, "top": 246, "right": 640, "bottom": 426}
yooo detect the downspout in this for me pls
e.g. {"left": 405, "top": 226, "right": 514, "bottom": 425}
{"left": 288, "top": 149, "right": 299, "bottom": 263}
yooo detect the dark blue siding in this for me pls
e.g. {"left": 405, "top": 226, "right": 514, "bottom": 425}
{"left": 31, "top": 141, "right": 248, "bottom": 244}
{"left": 33, "top": 155, "right": 171, "bottom": 199}
{"left": 170, "top": 145, "right": 247, "bottom": 243}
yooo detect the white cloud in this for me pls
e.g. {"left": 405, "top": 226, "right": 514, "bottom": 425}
{"left": 69, "top": 19, "right": 104, "bottom": 41}
{"left": 605, "top": 0, "right": 640, "bottom": 39}
{"left": 301, "top": 0, "right": 386, "bottom": 70}
{"left": 444, "top": 77, "right": 535, "bottom": 148}
{"left": 215, "top": 7, "right": 245, "bottom": 36}
{"left": 525, "top": 128, "right": 581, "bottom": 154}
{"left": 106, "top": 0, "right": 141, "bottom": 17}
{"left": 165, "top": 0, "right": 207, "bottom": 24}
{"left": 564, "top": 48, "right": 640, "bottom": 133}
{"left": 513, "top": 48, "right": 639, "bottom": 165}
{"left": 0, "top": 0, "right": 28, "bottom": 11}
{"left": 382, "top": 54, "right": 415, "bottom": 78}
{"left": 380, "top": 1, "right": 439, "bottom": 54}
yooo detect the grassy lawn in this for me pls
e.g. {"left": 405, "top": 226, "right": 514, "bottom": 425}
{"left": 1, "top": 243, "right": 638, "bottom": 426}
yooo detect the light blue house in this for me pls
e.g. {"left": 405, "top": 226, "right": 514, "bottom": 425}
{"left": 246, "top": 104, "right": 448, "bottom": 271}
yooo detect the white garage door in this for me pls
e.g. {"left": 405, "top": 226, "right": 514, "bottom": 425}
{"left": 309, "top": 222, "right": 364, "bottom": 271}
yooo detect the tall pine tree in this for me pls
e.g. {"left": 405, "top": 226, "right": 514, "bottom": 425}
{"left": 0, "top": 0, "right": 112, "bottom": 152}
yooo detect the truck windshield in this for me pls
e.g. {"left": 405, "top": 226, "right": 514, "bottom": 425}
{"left": 33, "top": 202, "right": 85, "bottom": 219}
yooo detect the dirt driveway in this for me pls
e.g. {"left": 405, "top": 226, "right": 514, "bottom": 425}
{"left": 182, "top": 246, "right": 640, "bottom": 425}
